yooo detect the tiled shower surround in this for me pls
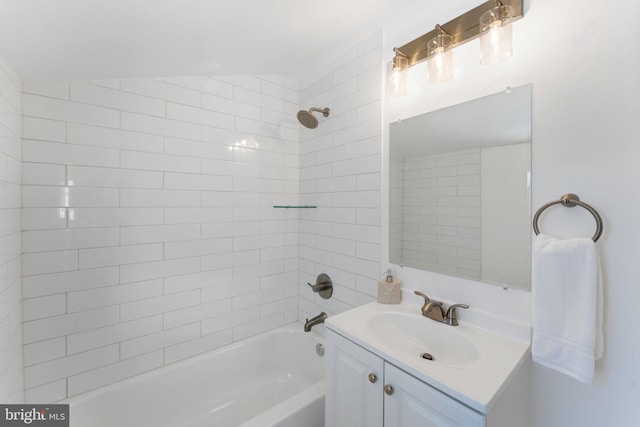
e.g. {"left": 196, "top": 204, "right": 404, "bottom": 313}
{"left": 297, "top": 32, "right": 382, "bottom": 320}
{"left": 21, "top": 75, "right": 302, "bottom": 401}
{"left": 20, "top": 32, "right": 382, "bottom": 402}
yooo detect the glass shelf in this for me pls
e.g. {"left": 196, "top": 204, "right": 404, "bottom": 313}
{"left": 272, "top": 205, "right": 317, "bottom": 209}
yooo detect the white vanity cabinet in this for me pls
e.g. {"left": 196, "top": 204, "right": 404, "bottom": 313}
{"left": 326, "top": 329, "right": 485, "bottom": 427}
{"left": 325, "top": 328, "right": 384, "bottom": 427}
{"left": 384, "top": 362, "right": 484, "bottom": 426}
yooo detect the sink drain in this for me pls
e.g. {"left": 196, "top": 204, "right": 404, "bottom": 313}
{"left": 421, "top": 352, "right": 434, "bottom": 361}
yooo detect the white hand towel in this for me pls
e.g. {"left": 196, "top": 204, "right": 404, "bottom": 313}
{"left": 532, "top": 233, "right": 603, "bottom": 384}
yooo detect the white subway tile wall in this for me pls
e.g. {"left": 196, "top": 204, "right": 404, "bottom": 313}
{"left": 16, "top": 32, "right": 385, "bottom": 403}
{"left": 21, "top": 74, "right": 301, "bottom": 402}
{"left": 297, "top": 32, "right": 383, "bottom": 324}
{"left": 0, "top": 58, "right": 23, "bottom": 403}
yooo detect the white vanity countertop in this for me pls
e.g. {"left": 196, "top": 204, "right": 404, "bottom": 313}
{"left": 325, "top": 302, "right": 531, "bottom": 414}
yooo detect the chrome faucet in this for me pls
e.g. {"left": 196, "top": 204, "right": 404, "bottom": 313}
{"left": 414, "top": 291, "right": 469, "bottom": 326}
{"left": 304, "top": 312, "right": 327, "bottom": 332}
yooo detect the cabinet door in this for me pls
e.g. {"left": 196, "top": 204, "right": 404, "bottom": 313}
{"left": 325, "top": 329, "right": 384, "bottom": 427}
{"left": 384, "top": 363, "right": 485, "bottom": 427}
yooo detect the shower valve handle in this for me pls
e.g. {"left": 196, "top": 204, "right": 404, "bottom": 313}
{"left": 307, "top": 281, "right": 332, "bottom": 292}
{"left": 306, "top": 273, "right": 333, "bottom": 299}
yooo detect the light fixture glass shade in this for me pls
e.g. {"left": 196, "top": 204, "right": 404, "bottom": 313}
{"left": 479, "top": 4, "right": 514, "bottom": 65}
{"left": 427, "top": 34, "right": 453, "bottom": 83}
{"left": 386, "top": 54, "right": 408, "bottom": 97}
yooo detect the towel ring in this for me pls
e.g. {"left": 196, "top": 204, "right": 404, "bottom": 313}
{"left": 533, "top": 193, "right": 603, "bottom": 242}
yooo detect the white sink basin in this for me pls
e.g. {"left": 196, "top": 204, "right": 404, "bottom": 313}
{"left": 366, "top": 311, "right": 480, "bottom": 366}
{"left": 325, "top": 301, "right": 531, "bottom": 413}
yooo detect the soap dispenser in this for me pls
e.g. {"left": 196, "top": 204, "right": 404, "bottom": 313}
{"left": 377, "top": 269, "right": 401, "bottom": 304}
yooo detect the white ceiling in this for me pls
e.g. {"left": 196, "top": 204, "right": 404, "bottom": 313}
{"left": 0, "top": 0, "right": 425, "bottom": 83}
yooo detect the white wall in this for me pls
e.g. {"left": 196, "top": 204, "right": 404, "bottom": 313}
{"left": 0, "top": 57, "right": 23, "bottom": 403}
{"left": 383, "top": 0, "right": 640, "bottom": 424}
{"left": 297, "top": 32, "right": 383, "bottom": 324}
{"left": 20, "top": 75, "right": 301, "bottom": 402}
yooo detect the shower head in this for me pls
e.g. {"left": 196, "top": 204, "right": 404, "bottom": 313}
{"left": 297, "top": 107, "right": 330, "bottom": 129}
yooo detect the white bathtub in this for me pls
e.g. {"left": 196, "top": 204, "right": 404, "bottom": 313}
{"left": 65, "top": 324, "right": 325, "bottom": 427}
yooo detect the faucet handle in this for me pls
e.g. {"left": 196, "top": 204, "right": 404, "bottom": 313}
{"left": 414, "top": 291, "right": 431, "bottom": 302}
{"left": 307, "top": 273, "right": 333, "bottom": 299}
{"left": 307, "top": 282, "right": 332, "bottom": 292}
{"left": 445, "top": 304, "right": 469, "bottom": 326}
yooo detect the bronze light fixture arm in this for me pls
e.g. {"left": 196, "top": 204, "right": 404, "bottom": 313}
{"left": 396, "top": 0, "right": 523, "bottom": 68}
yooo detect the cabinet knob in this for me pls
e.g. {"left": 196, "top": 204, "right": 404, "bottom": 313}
{"left": 368, "top": 373, "right": 377, "bottom": 383}
{"left": 384, "top": 385, "right": 394, "bottom": 395}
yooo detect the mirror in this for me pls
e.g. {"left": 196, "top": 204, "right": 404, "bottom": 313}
{"left": 389, "top": 84, "right": 532, "bottom": 289}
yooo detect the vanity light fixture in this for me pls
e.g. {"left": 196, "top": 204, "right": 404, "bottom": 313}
{"left": 479, "top": 1, "right": 515, "bottom": 65}
{"left": 386, "top": 0, "right": 523, "bottom": 94}
{"left": 427, "top": 25, "right": 453, "bottom": 83}
{"left": 386, "top": 48, "right": 409, "bottom": 97}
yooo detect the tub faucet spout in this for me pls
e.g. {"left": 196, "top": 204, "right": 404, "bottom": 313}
{"left": 304, "top": 312, "right": 327, "bottom": 332}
